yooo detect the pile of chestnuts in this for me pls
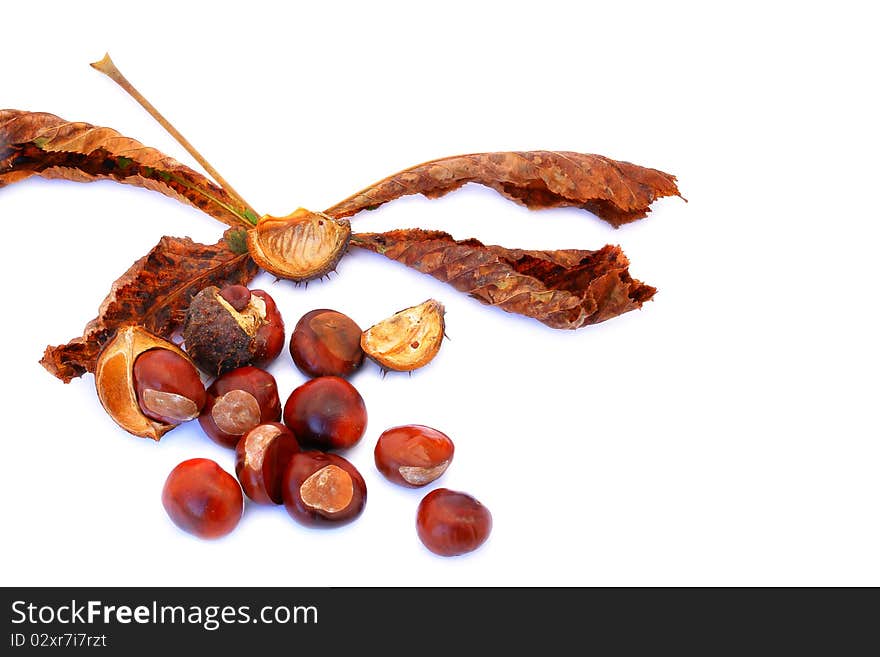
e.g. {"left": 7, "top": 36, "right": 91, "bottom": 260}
{"left": 95, "top": 284, "right": 491, "bottom": 557}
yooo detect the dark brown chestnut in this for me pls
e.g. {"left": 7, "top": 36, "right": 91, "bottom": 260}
{"left": 283, "top": 376, "right": 367, "bottom": 450}
{"left": 282, "top": 451, "right": 366, "bottom": 526}
{"left": 183, "top": 284, "right": 284, "bottom": 375}
{"left": 132, "top": 348, "right": 206, "bottom": 425}
{"left": 235, "top": 423, "right": 300, "bottom": 504}
{"left": 416, "top": 489, "right": 492, "bottom": 557}
{"left": 199, "top": 366, "right": 282, "bottom": 448}
{"left": 289, "top": 309, "right": 364, "bottom": 378}
{"left": 162, "top": 458, "right": 243, "bottom": 539}
{"left": 374, "top": 424, "right": 454, "bottom": 487}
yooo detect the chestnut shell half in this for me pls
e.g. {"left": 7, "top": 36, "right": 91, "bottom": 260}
{"left": 95, "top": 325, "right": 199, "bottom": 440}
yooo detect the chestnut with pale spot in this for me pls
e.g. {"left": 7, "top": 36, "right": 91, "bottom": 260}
{"left": 416, "top": 489, "right": 492, "bottom": 557}
{"left": 96, "top": 326, "right": 202, "bottom": 440}
{"left": 132, "top": 348, "right": 206, "bottom": 425}
{"left": 374, "top": 424, "right": 454, "bottom": 488}
{"left": 282, "top": 451, "right": 366, "bottom": 526}
{"left": 235, "top": 422, "right": 300, "bottom": 504}
{"left": 199, "top": 366, "right": 281, "bottom": 448}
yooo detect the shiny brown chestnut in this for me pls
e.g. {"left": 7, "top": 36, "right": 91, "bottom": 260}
{"left": 248, "top": 289, "right": 285, "bottom": 367}
{"left": 199, "top": 366, "right": 282, "bottom": 448}
{"left": 162, "top": 458, "right": 243, "bottom": 539}
{"left": 289, "top": 309, "right": 364, "bottom": 378}
{"left": 183, "top": 284, "right": 285, "bottom": 375}
{"left": 374, "top": 425, "right": 454, "bottom": 487}
{"left": 235, "top": 423, "right": 300, "bottom": 504}
{"left": 282, "top": 451, "right": 366, "bottom": 526}
{"left": 132, "top": 349, "right": 206, "bottom": 425}
{"left": 283, "top": 376, "right": 367, "bottom": 450}
{"left": 416, "top": 489, "right": 492, "bottom": 557}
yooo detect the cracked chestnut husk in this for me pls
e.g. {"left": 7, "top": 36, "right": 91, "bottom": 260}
{"left": 360, "top": 299, "right": 446, "bottom": 372}
{"left": 95, "top": 325, "right": 206, "bottom": 440}
{"left": 182, "top": 285, "right": 284, "bottom": 376}
{"left": 247, "top": 208, "right": 351, "bottom": 282}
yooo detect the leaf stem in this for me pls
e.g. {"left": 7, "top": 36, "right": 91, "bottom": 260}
{"left": 90, "top": 53, "right": 259, "bottom": 226}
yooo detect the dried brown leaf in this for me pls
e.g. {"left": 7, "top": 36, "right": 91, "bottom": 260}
{"left": 41, "top": 229, "right": 258, "bottom": 382}
{"left": 0, "top": 109, "right": 255, "bottom": 227}
{"left": 327, "top": 151, "right": 681, "bottom": 227}
{"left": 351, "top": 229, "right": 655, "bottom": 329}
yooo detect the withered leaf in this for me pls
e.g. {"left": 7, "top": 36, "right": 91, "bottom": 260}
{"left": 351, "top": 230, "right": 655, "bottom": 329}
{"left": 327, "top": 151, "right": 681, "bottom": 227}
{"left": 0, "top": 109, "right": 255, "bottom": 228}
{"left": 41, "top": 229, "right": 258, "bottom": 382}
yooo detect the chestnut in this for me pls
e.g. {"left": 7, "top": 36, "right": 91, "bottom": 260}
{"left": 235, "top": 423, "right": 300, "bottom": 504}
{"left": 416, "top": 489, "right": 492, "bottom": 557}
{"left": 95, "top": 326, "right": 204, "bottom": 440}
{"left": 374, "top": 424, "right": 454, "bottom": 487}
{"left": 183, "top": 284, "right": 285, "bottom": 375}
{"left": 248, "top": 289, "right": 285, "bottom": 367}
{"left": 199, "top": 366, "right": 282, "bottom": 448}
{"left": 132, "top": 349, "right": 206, "bottom": 425}
{"left": 282, "top": 451, "right": 366, "bottom": 526}
{"left": 283, "top": 376, "right": 367, "bottom": 450}
{"left": 162, "top": 458, "right": 243, "bottom": 539}
{"left": 289, "top": 309, "right": 364, "bottom": 378}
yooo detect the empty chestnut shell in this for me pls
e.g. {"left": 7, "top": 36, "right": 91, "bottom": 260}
{"left": 247, "top": 208, "right": 351, "bottom": 282}
{"left": 361, "top": 299, "right": 445, "bottom": 372}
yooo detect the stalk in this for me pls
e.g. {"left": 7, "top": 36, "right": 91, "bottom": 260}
{"left": 90, "top": 53, "right": 259, "bottom": 225}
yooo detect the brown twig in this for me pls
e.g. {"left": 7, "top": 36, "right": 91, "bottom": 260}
{"left": 90, "top": 53, "right": 260, "bottom": 225}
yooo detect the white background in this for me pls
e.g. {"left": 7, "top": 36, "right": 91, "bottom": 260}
{"left": 2, "top": 1, "right": 877, "bottom": 586}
